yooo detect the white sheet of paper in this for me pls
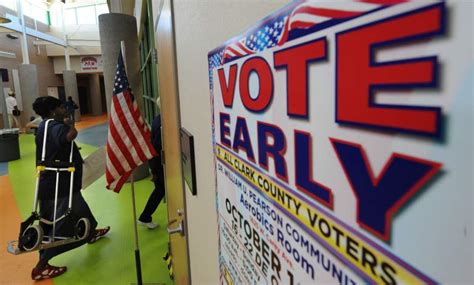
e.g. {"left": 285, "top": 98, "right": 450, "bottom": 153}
{"left": 82, "top": 146, "right": 106, "bottom": 189}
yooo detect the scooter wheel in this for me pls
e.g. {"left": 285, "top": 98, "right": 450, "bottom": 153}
{"left": 21, "top": 225, "right": 43, "bottom": 251}
{"left": 75, "top": 218, "right": 91, "bottom": 240}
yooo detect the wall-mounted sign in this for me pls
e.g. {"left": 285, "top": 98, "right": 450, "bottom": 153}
{"left": 181, "top": 128, "right": 197, "bottom": 196}
{"left": 208, "top": 1, "right": 472, "bottom": 284}
{"left": 80, "top": 56, "right": 103, "bottom": 71}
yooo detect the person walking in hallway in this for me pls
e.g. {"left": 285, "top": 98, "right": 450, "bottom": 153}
{"left": 6, "top": 90, "right": 20, "bottom": 128}
{"left": 31, "top": 96, "right": 110, "bottom": 280}
{"left": 138, "top": 98, "right": 165, "bottom": 229}
{"left": 64, "top": 96, "right": 78, "bottom": 123}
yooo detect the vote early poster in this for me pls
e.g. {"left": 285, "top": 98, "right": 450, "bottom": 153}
{"left": 208, "top": 1, "right": 473, "bottom": 284}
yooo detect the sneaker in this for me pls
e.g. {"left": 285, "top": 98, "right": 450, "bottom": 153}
{"left": 31, "top": 264, "right": 67, "bottom": 280}
{"left": 88, "top": 226, "right": 111, "bottom": 244}
{"left": 138, "top": 220, "right": 159, "bottom": 230}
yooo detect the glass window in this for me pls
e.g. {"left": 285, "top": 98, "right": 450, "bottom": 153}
{"left": 0, "top": 0, "right": 16, "bottom": 11}
{"left": 23, "top": 1, "right": 47, "bottom": 24}
{"left": 32, "top": 7, "right": 48, "bottom": 24}
{"left": 64, "top": 8, "right": 76, "bottom": 25}
{"left": 95, "top": 4, "right": 108, "bottom": 16}
{"left": 76, "top": 6, "right": 96, "bottom": 25}
{"left": 49, "top": 3, "right": 63, "bottom": 27}
{"left": 22, "top": 2, "right": 33, "bottom": 18}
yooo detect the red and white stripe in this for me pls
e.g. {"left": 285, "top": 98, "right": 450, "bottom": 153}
{"left": 106, "top": 89, "right": 156, "bottom": 192}
{"left": 278, "top": 0, "right": 408, "bottom": 45}
{"left": 222, "top": 39, "right": 254, "bottom": 63}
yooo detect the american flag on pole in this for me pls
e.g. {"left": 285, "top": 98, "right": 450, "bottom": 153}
{"left": 218, "top": 0, "right": 409, "bottom": 64}
{"left": 105, "top": 51, "right": 157, "bottom": 192}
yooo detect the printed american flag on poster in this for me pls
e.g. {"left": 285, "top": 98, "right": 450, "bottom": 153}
{"left": 214, "top": 0, "right": 407, "bottom": 66}
{"left": 105, "top": 51, "right": 157, "bottom": 193}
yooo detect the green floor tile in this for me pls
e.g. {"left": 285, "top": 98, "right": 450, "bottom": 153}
{"left": 8, "top": 134, "right": 173, "bottom": 285}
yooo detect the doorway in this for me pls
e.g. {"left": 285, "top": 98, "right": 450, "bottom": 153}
{"left": 152, "top": 0, "right": 192, "bottom": 284}
{"left": 78, "top": 86, "right": 89, "bottom": 115}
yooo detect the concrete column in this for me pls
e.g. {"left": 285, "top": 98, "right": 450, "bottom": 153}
{"left": 109, "top": 0, "right": 135, "bottom": 15}
{"left": 63, "top": 70, "right": 81, "bottom": 122}
{"left": 89, "top": 73, "right": 103, "bottom": 116}
{"left": 98, "top": 13, "right": 144, "bottom": 116}
{"left": 99, "top": 13, "right": 148, "bottom": 181}
{"left": 18, "top": 64, "right": 39, "bottom": 126}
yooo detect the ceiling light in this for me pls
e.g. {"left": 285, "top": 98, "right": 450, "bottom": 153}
{"left": 0, "top": 17, "right": 11, "bottom": 24}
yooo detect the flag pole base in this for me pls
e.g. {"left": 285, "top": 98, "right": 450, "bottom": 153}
{"left": 135, "top": 248, "right": 143, "bottom": 285}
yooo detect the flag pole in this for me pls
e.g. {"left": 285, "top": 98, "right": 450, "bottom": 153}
{"left": 130, "top": 172, "right": 143, "bottom": 285}
{"left": 121, "top": 40, "right": 143, "bottom": 285}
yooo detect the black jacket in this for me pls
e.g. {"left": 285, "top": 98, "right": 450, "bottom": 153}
{"left": 149, "top": 115, "right": 162, "bottom": 174}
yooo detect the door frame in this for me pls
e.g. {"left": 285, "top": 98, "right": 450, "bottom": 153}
{"left": 151, "top": 0, "right": 192, "bottom": 284}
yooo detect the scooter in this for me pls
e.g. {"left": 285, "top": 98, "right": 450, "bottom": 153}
{"left": 8, "top": 119, "right": 90, "bottom": 255}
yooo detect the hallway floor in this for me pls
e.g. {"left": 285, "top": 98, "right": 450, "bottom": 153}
{"left": 0, "top": 116, "right": 172, "bottom": 285}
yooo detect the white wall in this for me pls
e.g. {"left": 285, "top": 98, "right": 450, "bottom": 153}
{"left": 172, "top": 1, "right": 291, "bottom": 284}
